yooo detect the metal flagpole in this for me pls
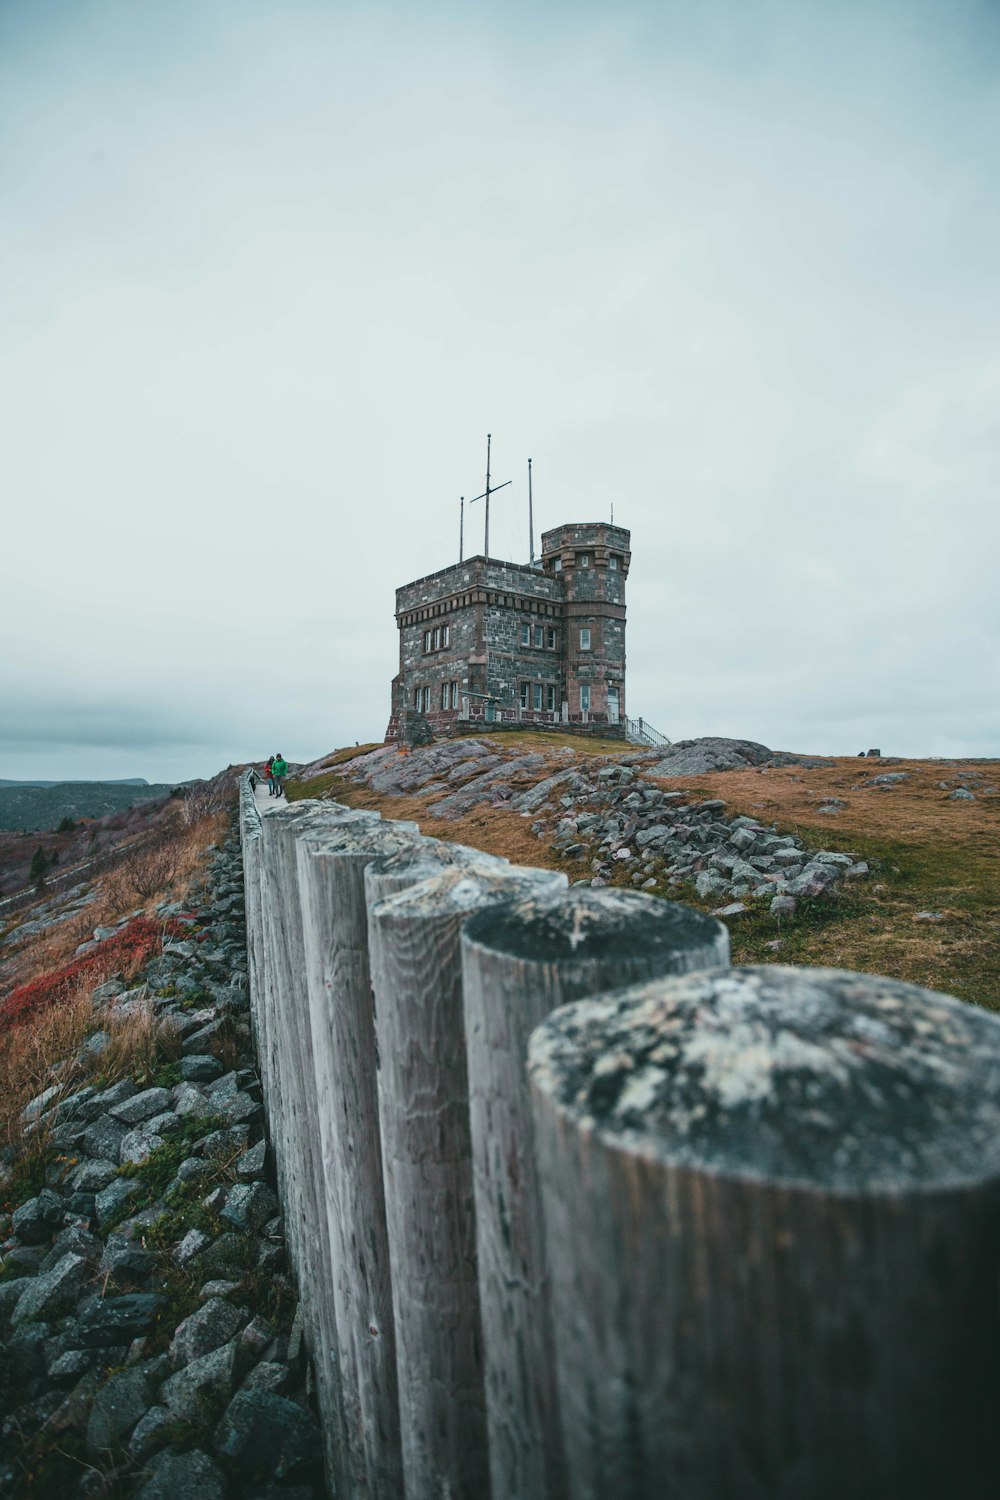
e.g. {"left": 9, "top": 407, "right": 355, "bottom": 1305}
{"left": 460, "top": 498, "right": 464, "bottom": 563}
{"left": 528, "top": 457, "right": 534, "bottom": 565}
{"left": 469, "top": 433, "right": 511, "bottom": 561}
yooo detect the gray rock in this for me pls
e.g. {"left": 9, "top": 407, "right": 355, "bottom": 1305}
{"left": 845, "top": 861, "right": 870, "bottom": 879}
{"left": 83, "top": 1078, "right": 138, "bottom": 1117}
{"left": 95, "top": 1177, "right": 144, "bottom": 1228}
{"left": 0, "top": 1278, "right": 31, "bottom": 1335}
{"left": 12, "top": 1253, "right": 89, "bottom": 1325}
{"left": 240, "top": 1360, "right": 289, "bottom": 1395}
{"left": 87, "top": 1356, "right": 166, "bottom": 1452}
{"left": 174, "top": 1227, "right": 212, "bottom": 1266}
{"left": 136, "top": 1448, "right": 226, "bottom": 1500}
{"left": 199, "top": 1125, "right": 252, "bottom": 1160}
{"left": 235, "top": 1140, "right": 267, "bottom": 1180}
{"left": 39, "top": 1224, "right": 102, "bottom": 1273}
{"left": 48, "top": 1347, "right": 101, "bottom": 1385}
{"left": 220, "top": 1182, "right": 279, "bottom": 1233}
{"left": 711, "top": 902, "right": 747, "bottom": 918}
{"left": 770, "top": 895, "right": 797, "bottom": 918}
{"left": 172, "top": 1081, "right": 217, "bottom": 1118}
{"left": 180, "top": 1054, "right": 224, "bottom": 1083}
{"left": 213, "top": 1388, "right": 321, "bottom": 1482}
{"left": 143, "top": 1110, "right": 183, "bottom": 1138}
{"left": 21, "top": 1084, "right": 62, "bottom": 1123}
{"left": 83, "top": 1114, "right": 130, "bottom": 1162}
{"left": 119, "top": 1129, "right": 165, "bottom": 1169}
{"left": 868, "top": 772, "right": 908, "bottom": 785}
{"left": 788, "top": 864, "right": 840, "bottom": 898}
{"left": 649, "top": 737, "right": 773, "bottom": 777}
{"left": 69, "top": 1158, "right": 119, "bottom": 1193}
{"left": 77, "top": 1292, "right": 165, "bottom": 1346}
{"left": 110, "top": 1087, "right": 172, "bottom": 1125}
{"left": 238, "top": 1313, "right": 272, "bottom": 1359}
{"left": 99, "top": 1240, "right": 156, "bottom": 1282}
{"left": 729, "top": 826, "right": 757, "bottom": 853}
{"left": 812, "top": 851, "right": 854, "bottom": 868}
{"left": 11, "top": 1189, "right": 65, "bottom": 1244}
{"left": 170, "top": 1297, "right": 246, "bottom": 1367}
{"left": 128, "top": 1403, "right": 174, "bottom": 1458}
{"left": 948, "top": 787, "right": 976, "bottom": 801}
{"left": 160, "top": 1338, "right": 240, "bottom": 1421}
{"left": 199, "top": 1279, "right": 242, "bottom": 1299}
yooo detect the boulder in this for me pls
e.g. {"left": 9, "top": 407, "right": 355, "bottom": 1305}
{"left": 12, "top": 1253, "right": 89, "bottom": 1326}
{"left": 136, "top": 1448, "right": 226, "bottom": 1500}
{"left": 213, "top": 1388, "right": 321, "bottom": 1483}
{"left": 160, "top": 1338, "right": 240, "bottom": 1422}
{"left": 649, "top": 738, "right": 773, "bottom": 777}
{"left": 11, "top": 1190, "right": 66, "bottom": 1244}
{"left": 86, "top": 1356, "right": 167, "bottom": 1452}
{"left": 77, "top": 1293, "right": 165, "bottom": 1347}
{"left": 170, "top": 1298, "right": 246, "bottom": 1367}
{"left": 110, "top": 1088, "right": 172, "bottom": 1125}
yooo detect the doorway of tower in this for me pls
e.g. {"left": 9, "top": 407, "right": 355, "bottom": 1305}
{"left": 608, "top": 688, "right": 620, "bottom": 725}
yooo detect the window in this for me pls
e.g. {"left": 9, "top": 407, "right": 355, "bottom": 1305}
{"left": 532, "top": 684, "right": 543, "bottom": 711}
{"left": 433, "top": 627, "right": 441, "bottom": 650}
{"left": 414, "top": 687, "right": 422, "bottom": 709}
{"left": 451, "top": 681, "right": 460, "bottom": 708}
{"left": 443, "top": 624, "right": 450, "bottom": 647}
{"left": 580, "top": 628, "right": 591, "bottom": 651}
{"left": 520, "top": 683, "right": 529, "bottom": 710}
{"left": 441, "top": 683, "right": 449, "bottom": 710}
{"left": 609, "top": 555, "right": 619, "bottom": 571}
{"left": 424, "top": 687, "right": 431, "bottom": 712}
{"left": 546, "top": 628, "right": 556, "bottom": 649}
{"left": 520, "top": 623, "right": 530, "bottom": 646}
{"left": 533, "top": 626, "right": 544, "bottom": 648}
{"left": 553, "top": 557, "right": 562, "bottom": 571}
{"left": 579, "top": 553, "right": 590, "bottom": 568}
{"left": 580, "top": 685, "right": 591, "bottom": 714}
{"left": 545, "top": 685, "right": 557, "bottom": 712}
{"left": 423, "top": 631, "right": 431, "bottom": 652}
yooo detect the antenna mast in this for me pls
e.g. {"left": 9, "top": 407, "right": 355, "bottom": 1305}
{"left": 528, "top": 458, "right": 534, "bottom": 564}
{"left": 468, "top": 432, "right": 511, "bottom": 560}
{"left": 459, "top": 497, "right": 464, "bottom": 563}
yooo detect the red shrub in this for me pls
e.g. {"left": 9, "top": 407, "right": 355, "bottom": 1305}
{"left": 0, "top": 916, "right": 186, "bottom": 1028}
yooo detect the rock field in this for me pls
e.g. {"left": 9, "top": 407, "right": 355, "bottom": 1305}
{"left": 323, "top": 738, "right": 870, "bottom": 917}
{"left": 0, "top": 834, "right": 324, "bottom": 1499}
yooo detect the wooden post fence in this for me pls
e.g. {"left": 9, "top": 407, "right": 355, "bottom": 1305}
{"left": 528, "top": 965, "right": 1000, "bottom": 1500}
{"left": 460, "top": 887, "right": 730, "bottom": 1499}
{"left": 366, "top": 861, "right": 567, "bottom": 1500}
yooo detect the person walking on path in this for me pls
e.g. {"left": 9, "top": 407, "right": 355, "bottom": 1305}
{"left": 271, "top": 754, "right": 289, "bottom": 798}
{"left": 265, "top": 755, "right": 276, "bottom": 796}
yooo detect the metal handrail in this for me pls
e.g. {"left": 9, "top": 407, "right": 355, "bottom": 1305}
{"left": 624, "top": 716, "right": 671, "bottom": 749}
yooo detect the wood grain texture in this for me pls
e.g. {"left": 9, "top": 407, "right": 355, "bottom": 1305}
{"left": 366, "top": 862, "right": 566, "bottom": 1500}
{"left": 259, "top": 803, "right": 375, "bottom": 1493}
{"left": 460, "top": 888, "right": 729, "bottom": 1500}
{"left": 529, "top": 965, "right": 1000, "bottom": 1500}
{"left": 296, "top": 818, "right": 421, "bottom": 1500}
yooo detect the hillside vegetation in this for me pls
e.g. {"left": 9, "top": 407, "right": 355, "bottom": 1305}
{"left": 0, "top": 783, "right": 175, "bottom": 833}
{"left": 289, "top": 734, "right": 1000, "bottom": 1011}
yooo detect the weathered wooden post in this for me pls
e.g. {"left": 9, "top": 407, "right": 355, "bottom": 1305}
{"left": 365, "top": 862, "right": 568, "bottom": 1500}
{"left": 260, "top": 801, "right": 380, "bottom": 1493}
{"left": 529, "top": 965, "right": 1000, "bottom": 1500}
{"left": 295, "top": 817, "right": 427, "bottom": 1500}
{"left": 460, "top": 888, "right": 729, "bottom": 1499}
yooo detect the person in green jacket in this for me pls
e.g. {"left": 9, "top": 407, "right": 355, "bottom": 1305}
{"left": 271, "top": 754, "right": 289, "bottom": 798}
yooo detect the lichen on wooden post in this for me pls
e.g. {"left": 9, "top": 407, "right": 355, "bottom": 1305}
{"left": 529, "top": 965, "right": 1000, "bottom": 1500}
{"left": 365, "top": 861, "right": 567, "bottom": 1500}
{"left": 460, "top": 888, "right": 728, "bottom": 1500}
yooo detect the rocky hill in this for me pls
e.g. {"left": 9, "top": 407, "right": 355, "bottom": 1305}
{"left": 0, "top": 784, "right": 175, "bottom": 834}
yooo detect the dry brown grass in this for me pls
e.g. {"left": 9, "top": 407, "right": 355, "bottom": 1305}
{"left": 0, "top": 809, "right": 226, "bottom": 1206}
{"left": 289, "top": 746, "right": 1000, "bottom": 1010}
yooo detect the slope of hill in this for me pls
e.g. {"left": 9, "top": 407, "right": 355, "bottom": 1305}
{"left": 0, "top": 783, "right": 173, "bottom": 832}
{"left": 0, "top": 778, "right": 150, "bottom": 789}
{"left": 288, "top": 733, "right": 1000, "bottom": 1011}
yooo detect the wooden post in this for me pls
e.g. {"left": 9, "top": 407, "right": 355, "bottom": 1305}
{"left": 529, "top": 966, "right": 1000, "bottom": 1500}
{"left": 260, "top": 802, "right": 381, "bottom": 1494}
{"left": 295, "top": 817, "right": 424, "bottom": 1500}
{"left": 460, "top": 888, "right": 729, "bottom": 1500}
{"left": 366, "top": 862, "right": 567, "bottom": 1500}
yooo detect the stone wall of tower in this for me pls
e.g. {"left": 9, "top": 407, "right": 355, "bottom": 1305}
{"left": 388, "top": 523, "right": 630, "bottom": 737}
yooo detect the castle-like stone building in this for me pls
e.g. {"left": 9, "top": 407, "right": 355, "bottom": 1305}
{"left": 387, "top": 521, "right": 630, "bottom": 737}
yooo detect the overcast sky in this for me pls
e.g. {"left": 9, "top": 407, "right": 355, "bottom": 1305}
{"left": 2, "top": 0, "right": 998, "bottom": 781}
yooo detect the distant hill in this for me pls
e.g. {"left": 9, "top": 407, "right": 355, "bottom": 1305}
{"left": 0, "top": 777, "right": 151, "bottom": 789}
{"left": 0, "top": 782, "right": 173, "bottom": 832}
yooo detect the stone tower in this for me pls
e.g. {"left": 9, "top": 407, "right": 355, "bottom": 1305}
{"left": 388, "top": 520, "right": 630, "bottom": 738}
